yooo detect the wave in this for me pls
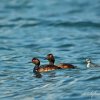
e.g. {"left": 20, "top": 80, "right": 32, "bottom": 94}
{"left": 0, "top": 24, "right": 16, "bottom": 28}
{"left": 1, "top": 16, "right": 100, "bottom": 28}
{"left": 45, "top": 21, "right": 100, "bottom": 28}
{"left": 85, "top": 76, "right": 100, "bottom": 81}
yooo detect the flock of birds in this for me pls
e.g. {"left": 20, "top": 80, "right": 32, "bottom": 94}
{"left": 31, "top": 54, "right": 100, "bottom": 78}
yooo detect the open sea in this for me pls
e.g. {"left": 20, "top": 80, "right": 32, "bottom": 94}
{"left": 0, "top": 0, "right": 100, "bottom": 100}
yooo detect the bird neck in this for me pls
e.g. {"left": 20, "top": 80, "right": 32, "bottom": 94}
{"left": 33, "top": 66, "right": 42, "bottom": 78}
{"left": 33, "top": 65, "right": 40, "bottom": 73}
{"left": 35, "top": 65, "right": 40, "bottom": 69}
{"left": 87, "top": 62, "right": 91, "bottom": 68}
{"left": 49, "top": 59, "right": 55, "bottom": 65}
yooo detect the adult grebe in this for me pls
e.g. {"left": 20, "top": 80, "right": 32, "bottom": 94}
{"left": 45, "top": 54, "right": 76, "bottom": 69}
{"left": 32, "top": 57, "right": 61, "bottom": 73}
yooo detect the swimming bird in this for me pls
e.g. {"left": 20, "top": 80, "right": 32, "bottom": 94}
{"left": 32, "top": 57, "right": 61, "bottom": 73}
{"left": 85, "top": 58, "right": 100, "bottom": 68}
{"left": 45, "top": 54, "right": 76, "bottom": 69}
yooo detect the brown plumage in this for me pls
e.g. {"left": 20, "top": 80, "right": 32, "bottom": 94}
{"left": 45, "top": 54, "right": 76, "bottom": 69}
{"left": 32, "top": 58, "right": 61, "bottom": 73}
{"left": 58, "top": 63, "right": 75, "bottom": 69}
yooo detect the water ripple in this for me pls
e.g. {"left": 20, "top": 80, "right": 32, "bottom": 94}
{"left": 1, "top": 17, "right": 100, "bottom": 29}
{"left": 0, "top": 24, "right": 16, "bottom": 28}
{"left": 85, "top": 76, "right": 100, "bottom": 81}
{"left": 45, "top": 21, "right": 100, "bottom": 28}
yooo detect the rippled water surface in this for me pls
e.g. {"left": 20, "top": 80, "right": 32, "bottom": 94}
{"left": 0, "top": 0, "right": 100, "bottom": 100}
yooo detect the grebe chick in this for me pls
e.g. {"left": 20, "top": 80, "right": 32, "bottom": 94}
{"left": 45, "top": 54, "right": 76, "bottom": 69}
{"left": 85, "top": 58, "right": 100, "bottom": 68}
{"left": 32, "top": 58, "right": 61, "bottom": 73}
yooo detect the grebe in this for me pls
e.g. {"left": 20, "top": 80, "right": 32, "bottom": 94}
{"left": 45, "top": 54, "right": 76, "bottom": 69}
{"left": 85, "top": 58, "right": 100, "bottom": 68}
{"left": 32, "top": 57, "right": 61, "bottom": 73}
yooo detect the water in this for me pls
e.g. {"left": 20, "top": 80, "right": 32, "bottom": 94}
{"left": 0, "top": 0, "right": 100, "bottom": 100}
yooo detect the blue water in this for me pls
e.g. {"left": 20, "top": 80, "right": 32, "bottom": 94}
{"left": 0, "top": 0, "right": 100, "bottom": 100}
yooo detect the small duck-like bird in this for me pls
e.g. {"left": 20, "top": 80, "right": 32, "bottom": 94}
{"left": 32, "top": 57, "right": 61, "bottom": 73}
{"left": 45, "top": 54, "right": 76, "bottom": 69}
{"left": 85, "top": 58, "right": 100, "bottom": 68}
